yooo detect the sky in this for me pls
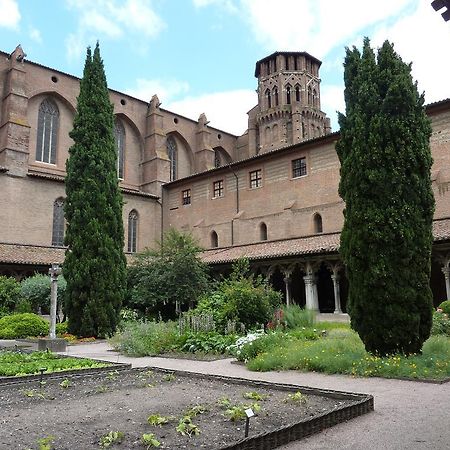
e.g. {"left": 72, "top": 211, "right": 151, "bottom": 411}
{"left": 1, "top": 0, "right": 449, "bottom": 135}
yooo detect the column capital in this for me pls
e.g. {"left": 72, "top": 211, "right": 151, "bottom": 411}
{"left": 442, "top": 265, "right": 450, "bottom": 277}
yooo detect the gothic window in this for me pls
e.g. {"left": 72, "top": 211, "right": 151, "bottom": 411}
{"left": 272, "top": 124, "right": 279, "bottom": 141}
{"left": 114, "top": 119, "right": 125, "bottom": 179}
{"left": 36, "top": 98, "right": 59, "bottom": 164}
{"left": 167, "top": 136, "right": 177, "bottom": 181}
{"left": 211, "top": 230, "right": 218, "bottom": 248}
{"left": 52, "top": 198, "right": 65, "bottom": 246}
{"left": 260, "top": 222, "right": 268, "bottom": 241}
{"left": 313, "top": 89, "right": 318, "bottom": 107}
{"left": 266, "top": 89, "right": 271, "bottom": 109}
{"left": 295, "top": 85, "right": 301, "bottom": 102}
{"left": 314, "top": 213, "right": 323, "bottom": 233}
{"left": 308, "top": 86, "right": 312, "bottom": 105}
{"left": 286, "top": 85, "right": 291, "bottom": 105}
{"left": 127, "top": 210, "right": 138, "bottom": 253}
{"left": 214, "top": 149, "right": 221, "bottom": 168}
{"left": 273, "top": 87, "right": 279, "bottom": 106}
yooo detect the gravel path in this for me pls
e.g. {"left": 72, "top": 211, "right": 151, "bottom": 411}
{"left": 3, "top": 340, "right": 449, "bottom": 449}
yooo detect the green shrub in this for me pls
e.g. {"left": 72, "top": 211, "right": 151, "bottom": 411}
{"left": 109, "top": 320, "right": 180, "bottom": 356}
{"left": 431, "top": 311, "right": 450, "bottom": 337}
{"left": 56, "top": 321, "right": 69, "bottom": 336}
{"left": 0, "top": 313, "right": 49, "bottom": 339}
{"left": 180, "top": 332, "right": 237, "bottom": 354}
{"left": 0, "top": 276, "right": 23, "bottom": 312}
{"left": 438, "top": 300, "right": 450, "bottom": 315}
{"left": 281, "top": 305, "right": 315, "bottom": 329}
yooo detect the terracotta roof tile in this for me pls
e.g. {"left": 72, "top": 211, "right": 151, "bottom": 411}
{"left": 201, "top": 218, "right": 450, "bottom": 264}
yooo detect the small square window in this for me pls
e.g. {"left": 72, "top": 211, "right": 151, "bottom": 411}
{"left": 249, "top": 169, "right": 262, "bottom": 189}
{"left": 182, "top": 189, "right": 191, "bottom": 205}
{"left": 292, "top": 157, "right": 307, "bottom": 178}
{"left": 213, "top": 180, "right": 224, "bottom": 198}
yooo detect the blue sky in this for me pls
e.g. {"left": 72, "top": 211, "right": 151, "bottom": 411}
{"left": 1, "top": 0, "right": 450, "bottom": 135}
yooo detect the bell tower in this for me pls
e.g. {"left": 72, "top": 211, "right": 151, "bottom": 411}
{"left": 252, "top": 51, "right": 331, "bottom": 154}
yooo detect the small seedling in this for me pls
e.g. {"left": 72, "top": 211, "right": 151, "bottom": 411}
{"left": 106, "top": 370, "right": 119, "bottom": 381}
{"left": 59, "top": 379, "right": 71, "bottom": 389}
{"left": 95, "top": 384, "right": 109, "bottom": 394}
{"left": 185, "top": 404, "right": 208, "bottom": 417}
{"left": 224, "top": 405, "right": 246, "bottom": 422}
{"left": 147, "top": 414, "right": 174, "bottom": 427}
{"left": 176, "top": 416, "right": 200, "bottom": 437}
{"left": 99, "top": 431, "right": 124, "bottom": 448}
{"left": 162, "top": 373, "right": 176, "bottom": 382}
{"left": 141, "top": 433, "right": 160, "bottom": 448}
{"left": 243, "top": 391, "right": 268, "bottom": 401}
{"left": 22, "top": 389, "right": 45, "bottom": 399}
{"left": 217, "top": 396, "right": 231, "bottom": 408}
{"left": 37, "top": 435, "right": 54, "bottom": 450}
{"left": 283, "top": 391, "right": 307, "bottom": 404}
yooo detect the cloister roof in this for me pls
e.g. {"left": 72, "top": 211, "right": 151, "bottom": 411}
{"left": 0, "top": 218, "right": 449, "bottom": 267}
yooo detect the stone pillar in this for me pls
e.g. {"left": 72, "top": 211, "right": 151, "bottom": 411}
{"left": 442, "top": 265, "right": 450, "bottom": 301}
{"left": 331, "top": 273, "right": 342, "bottom": 314}
{"left": 48, "top": 264, "right": 61, "bottom": 339}
{"left": 303, "top": 274, "right": 319, "bottom": 311}
{"left": 283, "top": 276, "right": 291, "bottom": 306}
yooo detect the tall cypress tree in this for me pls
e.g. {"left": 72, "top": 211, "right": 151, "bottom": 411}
{"left": 64, "top": 43, "right": 126, "bottom": 337}
{"left": 336, "top": 38, "right": 434, "bottom": 355}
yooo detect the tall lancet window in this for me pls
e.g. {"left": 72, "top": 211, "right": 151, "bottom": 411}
{"left": 52, "top": 198, "right": 65, "bottom": 246}
{"left": 36, "top": 98, "right": 59, "bottom": 164}
{"left": 167, "top": 136, "right": 177, "bottom": 181}
{"left": 114, "top": 119, "right": 125, "bottom": 179}
{"left": 127, "top": 210, "right": 138, "bottom": 253}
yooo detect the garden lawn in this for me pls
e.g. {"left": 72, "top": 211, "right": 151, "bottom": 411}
{"left": 0, "top": 351, "right": 110, "bottom": 377}
{"left": 244, "top": 327, "right": 450, "bottom": 381}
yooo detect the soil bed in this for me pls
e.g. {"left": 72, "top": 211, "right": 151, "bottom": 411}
{"left": 0, "top": 368, "right": 372, "bottom": 449}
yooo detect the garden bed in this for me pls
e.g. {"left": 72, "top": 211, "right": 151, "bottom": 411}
{"left": 0, "top": 367, "right": 373, "bottom": 449}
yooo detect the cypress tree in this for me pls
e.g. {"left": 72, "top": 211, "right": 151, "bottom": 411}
{"left": 336, "top": 38, "right": 434, "bottom": 355}
{"left": 64, "top": 43, "right": 126, "bottom": 337}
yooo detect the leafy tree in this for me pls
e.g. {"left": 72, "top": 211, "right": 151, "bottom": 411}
{"left": 128, "top": 229, "right": 210, "bottom": 319}
{"left": 21, "top": 274, "right": 66, "bottom": 316}
{"left": 336, "top": 38, "right": 434, "bottom": 355}
{"left": 64, "top": 43, "right": 126, "bottom": 337}
{"left": 0, "top": 276, "right": 23, "bottom": 315}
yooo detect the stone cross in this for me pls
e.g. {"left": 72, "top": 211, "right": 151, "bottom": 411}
{"left": 48, "top": 264, "right": 61, "bottom": 339}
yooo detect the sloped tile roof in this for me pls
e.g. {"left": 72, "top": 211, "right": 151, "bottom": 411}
{"left": 0, "top": 243, "right": 65, "bottom": 266}
{"left": 201, "top": 218, "right": 450, "bottom": 264}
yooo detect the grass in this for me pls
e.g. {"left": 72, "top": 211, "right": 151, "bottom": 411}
{"left": 0, "top": 350, "right": 110, "bottom": 377}
{"left": 244, "top": 326, "right": 450, "bottom": 381}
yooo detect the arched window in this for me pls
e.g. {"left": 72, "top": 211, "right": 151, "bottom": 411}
{"left": 314, "top": 213, "right": 323, "bottom": 233}
{"left": 260, "top": 222, "right": 268, "bottom": 241}
{"left": 36, "top": 98, "right": 59, "bottom": 164}
{"left": 273, "top": 87, "right": 279, "bottom": 106}
{"left": 214, "top": 149, "right": 221, "bottom": 168}
{"left": 127, "top": 210, "right": 138, "bottom": 253}
{"left": 286, "top": 85, "right": 291, "bottom": 105}
{"left": 114, "top": 119, "right": 125, "bottom": 179}
{"left": 265, "top": 89, "right": 271, "bottom": 109}
{"left": 52, "top": 198, "right": 65, "bottom": 246}
{"left": 167, "top": 136, "right": 177, "bottom": 181}
{"left": 295, "top": 85, "right": 301, "bottom": 102}
{"left": 308, "top": 86, "right": 312, "bottom": 105}
{"left": 272, "top": 124, "right": 279, "bottom": 141}
{"left": 211, "top": 230, "right": 218, "bottom": 248}
{"left": 313, "top": 89, "right": 318, "bottom": 108}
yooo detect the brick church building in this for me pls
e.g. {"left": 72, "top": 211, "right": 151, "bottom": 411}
{"left": 1, "top": 45, "right": 449, "bottom": 312}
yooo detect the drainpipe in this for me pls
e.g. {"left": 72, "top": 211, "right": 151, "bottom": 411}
{"left": 228, "top": 166, "right": 239, "bottom": 245}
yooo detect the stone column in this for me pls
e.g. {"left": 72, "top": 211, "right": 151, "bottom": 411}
{"left": 283, "top": 276, "right": 291, "bottom": 306}
{"left": 48, "top": 264, "right": 61, "bottom": 339}
{"left": 303, "top": 274, "right": 319, "bottom": 311}
{"left": 442, "top": 265, "right": 450, "bottom": 301}
{"left": 331, "top": 273, "right": 342, "bottom": 314}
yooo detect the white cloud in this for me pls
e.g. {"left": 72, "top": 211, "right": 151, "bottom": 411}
{"left": 166, "top": 89, "right": 257, "bottom": 135}
{"left": 320, "top": 84, "right": 345, "bottom": 131}
{"left": 65, "top": 0, "right": 165, "bottom": 61}
{"left": 126, "top": 78, "right": 190, "bottom": 104}
{"left": 29, "top": 26, "right": 43, "bottom": 44}
{"left": 370, "top": 1, "right": 450, "bottom": 104}
{"left": 0, "top": 0, "right": 20, "bottom": 29}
